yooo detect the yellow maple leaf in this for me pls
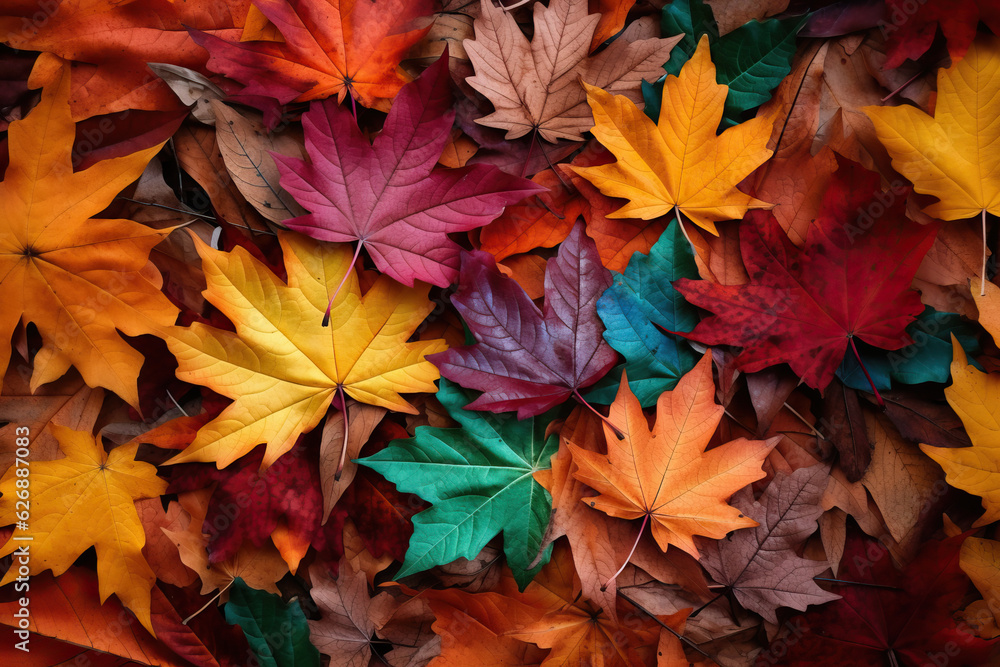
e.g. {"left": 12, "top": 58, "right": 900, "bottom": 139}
{"left": 0, "top": 58, "right": 178, "bottom": 407}
{"left": 164, "top": 231, "right": 447, "bottom": 469}
{"left": 567, "top": 353, "right": 778, "bottom": 558}
{"left": 865, "top": 34, "right": 1000, "bottom": 222}
{"left": 0, "top": 425, "right": 167, "bottom": 633}
{"left": 920, "top": 338, "right": 1000, "bottom": 527}
{"left": 865, "top": 34, "right": 1000, "bottom": 294}
{"left": 570, "top": 34, "right": 774, "bottom": 235}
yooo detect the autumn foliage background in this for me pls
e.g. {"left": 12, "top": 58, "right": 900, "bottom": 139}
{"left": 3, "top": 0, "right": 1000, "bottom": 665}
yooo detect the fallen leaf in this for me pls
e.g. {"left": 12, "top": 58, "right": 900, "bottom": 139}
{"left": 211, "top": 101, "right": 307, "bottom": 224}
{"left": 357, "top": 379, "right": 559, "bottom": 587}
{"left": 569, "top": 354, "right": 778, "bottom": 558}
{"left": 429, "top": 221, "right": 616, "bottom": 419}
{"left": 0, "top": 62, "right": 178, "bottom": 408}
{"left": 163, "top": 230, "right": 446, "bottom": 469}
{"left": 571, "top": 35, "right": 774, "bottom": 234}
{"left": 920, "top": 339, "right": 1000, "bottom": 527}
{"left": 697, "top": 464, "right": 839, "bottom": 623}
{"left": 306, "top": 558, "right": 395, "bottom": 667}
{"left": 223, "top": 577, "right": 319, "bottom": 667}
{"left": 191, "top": 0, "right": 434, "bottom": 109}
{"left": 463, "top": 0, "right": 679, "bottom": 142}
{"left": 276, "top": 53, "right": 543, "bottom": 287}
{"left": 866, "top": 34, "right": 1000, "bottom": 224}
{"left": 675, "top": 160, "right": 937, "bottom": 391}
{"left": 0, "top": 425, "right": 167, "bottom": 632}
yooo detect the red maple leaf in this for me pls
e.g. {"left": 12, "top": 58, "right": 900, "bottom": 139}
{"left": 675, "top": 159, "right": 938, "bottom": 391}
{"left": 758, "top": 530, "right": 998, "bottom": 666}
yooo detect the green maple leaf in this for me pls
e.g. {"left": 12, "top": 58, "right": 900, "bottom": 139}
{"left": 356, "top": 379, "right": 559, "bottom": 588}
{"left": 643, "top": 0, "right": 806, "bottom": 126}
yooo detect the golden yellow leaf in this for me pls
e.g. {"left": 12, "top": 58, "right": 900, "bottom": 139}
{"left": 567, "top": 354, "right": 778, "bottom": 558}
{"left": 0, "top": 425, "right": 167, "bottom": 633}
{"left": 920, "top": 338, "right": 1000, "bottom": 526}
{"left": 570, "top": 35, "right": 774, "bottom": 235}
{"left": 0, "top": 60, "right": 177, "bottom": 407}
{"left": 164, "top": 231, "right": 447, "bottom": 469}
{"left": 959, "top": 537, "right": 1000, "bottom": 639}
{"left": 865, "top": 34, "right": 1000, "bottom": 222}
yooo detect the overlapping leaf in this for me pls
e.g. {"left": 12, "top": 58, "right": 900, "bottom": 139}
{"left": 463, "top": 0, "right": 680, "bottom": 142}
{"left": 569, "top": 354, "right": 778, "bottom": 558}
{"left": 0, "top": 426, "right": 167, "bottom": 632}
{"left": 191, "top": 0, "right": 434, "bottom": 108}
{"left": 0, "top": 62, "right": 178, "bottom": 408}
{"left": 164, "top": 230, "right": 447, "bottom": 469}
{"left": 357, "top": 379, "right": 559, "bottom": 588}
{"left": 676, "top": 160, "right": 938, "bottom": 391}
{"left": 276, "top": 53, "right": 543, "bottom": 287}
{"left": 431, "top": 221, "right": 616, "bottom": 419}
{"left": 571, "top": 35, "right": 774, "bottom": 233}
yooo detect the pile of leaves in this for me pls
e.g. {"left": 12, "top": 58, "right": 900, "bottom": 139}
{"left": 3, "top": 0, "right": 1000, "bottom": 665}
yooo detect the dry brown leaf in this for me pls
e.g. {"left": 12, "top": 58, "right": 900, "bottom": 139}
{"left": 464, "top": 0, "right": 680, "bottom": 142}
{"left": 211, "top": 100, "right": 308, "bottom": 223}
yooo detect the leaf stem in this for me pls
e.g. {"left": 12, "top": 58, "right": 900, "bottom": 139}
{"left": 689, "top": 592, "right": 724, "bottom": 619}
{"left": 674, "top": 208, "right": 695, "bottom": 254}
{"left": 183, "top": 579, "right": 234, "bottom": 625}
{"left": 813, "top": 577, "right": 901, "bottom": 590}
{"left": 617, "top": 589, "right": 716, "bottom": 662}
{"left": 881, "top": 70, "right": 923, "bottom": 102}
{"left": 522, "top": 128, "right": 537, "bottom": 179}
{"left": 982, "top": 208, "right": 988, "bottom": 296}
{"left": 602, "top": 513, "right": 648, "bottom": 591}
{"left": 573, "top": 389, "right": 622, "bottom": 439}
{"left": 323, "top": 240, "right": 364, "bottom": 327}
{"left": 334, "top": 385, "right": 349, "bottom": 481}
{"left": 848, "top": 336, "right": 884, "bottom": 409}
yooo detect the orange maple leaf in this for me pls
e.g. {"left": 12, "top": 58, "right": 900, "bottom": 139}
{"left": 192, "top": 0, "right": 434, "bottom": 109}
{"left": 0, "top": 62, "right": 178, "bottom": 408}
{"left": 568, "top": 353, "right": 778, "bottom": 558}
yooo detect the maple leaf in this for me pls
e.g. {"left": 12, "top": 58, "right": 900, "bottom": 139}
{"left": 865, "top": 33, "right": 1000, "bottom": 291}
{"left": 430, "top": 221, "right": 615, "bottom": 418}
{"left": 163, "top": 230, "right": 447, "bottom": 469}
{"left": 569, "top": 354, "right": 778, "bottom": 558}
{"left": 0, "top": 62, "right": 179, "bottom": 408}
{"left": 463, "top": 0, "right": 679, "bottom": 142}
{"left": 920, "top": 339, "right": 1000, "bottom": 526}
{"left": 588, "top": 219, "right": 701, "bottom": 407}
{"left": 191, "top": 0, "right": 434, "bottom": 109}
{"left": 675, "top": 160, "right": 938, "bottom": 391}
{"left": 882, "top": 0, "right": 1000, "bottom": 69}
{"left": 169, "top": 440, "right": 322, "bottom": 571}
{"left": 306, "top": 558, "right": 395, "bottom": 667}
{"left": 0, "top": 568, "right": 205, "bottom": 667}
{"left": 759, "top": 531, "right": 997, "bottom": 666}
{"left": 643, "top": 0, "right": 805, "bottom": 128}
{"left": 425, "top": 542, "right": 669, "bottom": 666}
{"left": 275, "top": 53, "right": 544, "bottom": 288}
{"left": 534, "top": 407, "right": 711, "bottom": 620}
{"left": 960, "top": 537, "right": 1000, "bottom": 639}
{"left": 570, "top": 34, "right": 774, "bottom": 234}
{"left": 697, "top": 464, "right": 839, "bottom": 623}
{"left": 0, "top": 0, "right": 249, "bottom": 118}
{"left": 357, "top": 378, "right": 559, "bottom": 587}
{"left": 224, "top": 577, "right": 320, "bottom": 667}
{"left": 161, "top": 489, "right": 288, "bottom": 601}
{"left": 0, "top": 425, "right": 167, "bottom": 633}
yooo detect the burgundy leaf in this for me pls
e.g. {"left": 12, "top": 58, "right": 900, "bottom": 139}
{"left": 430, "top": 221, "right": 617, "bottom": 418}
{"left": 274, "top": 52, "right": 545, "bottom": 287}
